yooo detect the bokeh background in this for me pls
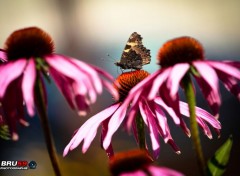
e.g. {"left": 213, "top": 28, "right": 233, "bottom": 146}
{"left": 0, "top": 0, "right": 240, "bottom": 175}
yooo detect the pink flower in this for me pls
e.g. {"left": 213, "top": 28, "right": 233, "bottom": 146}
{"left": 0, "top": 27, "right": 118, "bottom": 140}
{"left": 109, "top": 149, "right": 184, "bottom": 176}
{"left": 142, "top": 36, "right": 240, "bottom": 118}
{"left": 64, "top": 70, "right": 221, "bottom": 158}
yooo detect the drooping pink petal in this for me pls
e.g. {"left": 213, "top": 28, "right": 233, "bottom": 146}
{"left": 103, "top": 103, "right": 127, "bottom": 149}
{"left": 70, "top": 58, "right": 103, "bottom": 94}
{"left": 167, "top": 139, "right": 181, "bottom": 154}
{"left": 46, "top": 55, "right": 82, "bottom": 78}
{"left": 148, "top": 68, "right": 171, "bottom": 100}
{"left": 120, "top": 170, "right": 146, "bottom": 176}
{"left": 193, "top": 61, "right": 221, "bottom": 117}
{"left": 0, "top": 59, "right": 27, "bottom": 97}
{"left": 2, "top": 79, "right": 23, "bottom": 140}
{"left": 206, "top": 61, "right": 240, "bottom": 80}
{"left": 46, "top": 55, "right": 88, "bottom": 87}
{"left": 132, "top": 119, "right": 139, "bottom": 144}
{"left": 193, "top": 61, "right": 221, "bottom": 110}
{"left": 101, "top": 118, "right": 114, "bottom": 157}
{"left": 139, "top": 99, "right": 160, "bottom": 159}
{"left": 74, "top": 94, "right": 90, "bottom": 116}
{"left": 179, "top": 102, "right": 213, "bottom": 138}
{"left": 154, "top": 102, "right": 170, "bottom": 142}
{"left": 179, "top": 101, "right": 221, "bottom": 131}
{"left": 126, "top": 89, "right": 143, "bottom": 130}
{"left": 214, "top": 69, "right": 240, "bottom": 100}
{"left": 82, "top": 103, "right": 120, "bottom": 153}
{"left": 63, "top": 103, "right": 120, "bottom": 156}
{"left": 148, "top": 166, "right": 184, "bottom": 176}
{"left": 22, "top": 59, "right": 36, "bottom": 116}
{"left": 194, "top": 76, "right": 221, "bottom": 117}
{"left": 193, "top": 61, "right": 219, "bottom": 92}
{"left": 197, "top": 117, "right": 213, "bottom": 139}
{"left": 167, "top": 63, "right": 190, "bottom": 100}
{"left": 155, "top": 96, "right": 190, "bottom": 137}
{"left": 49, "top": 67, "right": 75, "bottom": 109}
{"left": 223, "top": 60, "right": 240, "bottom": 68}
{"left": 154, "top": 97, "right": 180, "bottom": 125}
{"left": 138, "top": 100, "right": 148, "bottom": 125}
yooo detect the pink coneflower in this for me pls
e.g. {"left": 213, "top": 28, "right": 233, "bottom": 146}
{"left": 144, "top": 37, "right": 239, "bottom": 118}
{"left": 109, "top": 149, "right": 184, "bottom": 176}
{"left": 63, "top": 70, "right": 221, "bottom": 158}
{"left": 0, "top": 27, "right": 118, "bottom": 140}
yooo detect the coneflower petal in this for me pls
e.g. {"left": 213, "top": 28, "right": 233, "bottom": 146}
{"left": 167, "top": 63, "right": 190, "bottom": 100}
{"left": 0, "top": 59, "right": 27, "bottom": 97}
{"left": 22, "top": 59, "right": 36, "bottom": 116}
{"left": 63, "top": 103, "right": 120, "bottom": 156}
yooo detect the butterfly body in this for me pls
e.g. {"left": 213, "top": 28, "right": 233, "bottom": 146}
{"left": 115, "top": 32, "right": 151, "bottom": 70}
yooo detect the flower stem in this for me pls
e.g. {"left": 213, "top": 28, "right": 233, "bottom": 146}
{"left": 182, "top": 73, "right": 206, "bottom": 175}
{"left": 135, "top": 114, "right": 146, "bottom": 149}
{"left": 35, "top": 73, "right": 62, "bottom": 176}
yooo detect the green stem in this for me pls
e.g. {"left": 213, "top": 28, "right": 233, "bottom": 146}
{"left": 135, "top": 114, "right": 146, "bottom": 149}
{"left": 182, "top": 74, "right": 206, "bottom": 175}
{"left": 35, "top": 73, "right": 62, "bottom": 176}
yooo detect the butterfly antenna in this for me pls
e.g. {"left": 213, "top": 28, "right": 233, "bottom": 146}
{"left": 106, "top": 53, "right": 117, "bottom": 62}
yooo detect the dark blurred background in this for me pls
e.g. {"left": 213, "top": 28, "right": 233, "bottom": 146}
{"left": 0, "top": 0, "right": 239, "bottom": 175}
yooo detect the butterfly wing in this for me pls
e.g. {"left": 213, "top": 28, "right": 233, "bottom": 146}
{"left": 116, "top": 32, "right": 151, "bottom": 70}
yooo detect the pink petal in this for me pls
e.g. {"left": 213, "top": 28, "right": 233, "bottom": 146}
{"left": 167, "top": 63, "right": 190, "bottom": 100}
{"left": 148, "top": 68, "right": 171, "bottom": 100}
{"left": 154, "top": 97, "right": 180, "bottom": 125}
{"left": 193, "top": 61, "right": 221, "bottom": 116}
{"left": 154, "top": 103, "right": 170, "bottom": 142}
{"left": 132, "top": 120, "right": 139, "bottom": 144}
{"left": 223, "top": 60, "right": 240, "bottom": 68}
{"left": 70, "top": 59, "right": 103, "bottom": 94}
{"left": 140, "top": 99, "right": 160, "bottom": 159}
{"left": 101, "top": 118, "right": 114, "bottom": 157}
{"left": 148, "top": 166, "right": 184, "bottom": 176}
{"left": 46, "top": 55, "right": 84, "bottom": 79}
{"left": 0, "top": 59, "right": 27, "bottom": 97}
{"left": 194, "top": 76, "right": 221, "bottom": 117}
{"left": 22, "top": 59, "right": 36, "bottom": 116}
{"left": 179, "top": 102, "right": 221, "bottom": 129}
{"left": 74, "top": 94, "right": 90, "bottom": 116}
{"left": 206, "top": 61, "right": 240, "bottom": 80}
{"left": 214, "top": 69, "right": 240, "bottom": 100}
{"left": 103, "top": 103, "right": 127, "bottom": 149}
{"left": 49, "top": 68, "right": 75, "bottom": 109}
{"left": 46, "top": 55, "right": 90, "bottom": 91}
{"left": 193, "top": 61, "right": 220, "bottom": 101}
{"left": 167, "top": 139, "right": 181, "bottom": 154}
{"left": 126, "top": 89, "right": 142, "bottom": 129}
{"left": 120, "top": 170, "right": 146, "bottom": 176}
{"left": 129, "top": 70, "right": 160, "bottom": 97}
{"left": 155, "top": 97, "right": 190, "bottom": 137}
{"left": 193, "top": 61, "right": 219, "bottom": 92}
{"left": 63, "top": 103, "right": 120, "bottom": 156}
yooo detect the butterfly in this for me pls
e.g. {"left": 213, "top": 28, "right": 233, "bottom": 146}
{"left": 115, "top": 32, "right": 151, "bottom": 70}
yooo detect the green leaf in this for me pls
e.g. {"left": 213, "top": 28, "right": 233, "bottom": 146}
{"left": 207, "top": 135, "right": 233, "bottom": 176}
